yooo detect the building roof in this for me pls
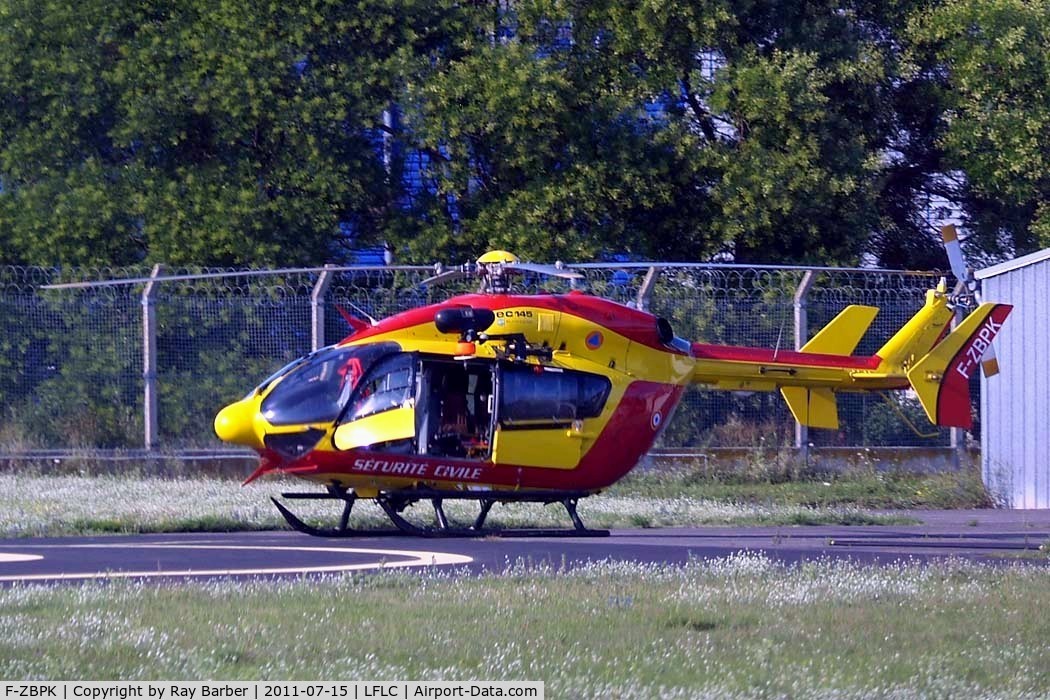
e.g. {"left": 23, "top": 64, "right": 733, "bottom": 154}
{"left": 976, "top": 247, "right": 1050, "bottom": 280}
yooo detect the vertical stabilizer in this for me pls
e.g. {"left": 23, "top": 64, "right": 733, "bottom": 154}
{"left": 781, "top": 387, "right": 839, "bottom": 429}
{"left": 801, "top": 306, "right": 879, "bottom": 355}
{"left": 906, "top": 303, "right": 1012, "bottom": 429}
{"left": 875, "top": 287, "right": 954, "bottom": 372}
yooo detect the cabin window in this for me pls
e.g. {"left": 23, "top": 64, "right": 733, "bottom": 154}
{"left": 343, "top": 353, "right": 416, "bottom": 423}
{"left": 499, "top": 365, "right": 611, "bottom": 426}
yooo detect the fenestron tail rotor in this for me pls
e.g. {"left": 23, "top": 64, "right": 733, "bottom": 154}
{"left": 941, "top": 224, "right": 1000, "bottom": 376}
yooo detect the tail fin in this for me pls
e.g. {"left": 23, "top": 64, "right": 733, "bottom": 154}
{"left": 780, "top": 306, "right": 879, "bottom": 429}
{"left": 781, "top": 387, "right": 839, "bottom": 429}
{"left": 906, "top": 303, "right": 1012, "bottom": 429}
{"left": 875, "top": 287, "right": 955, "bottom": 372}
{"left": 800, "top": 305, "right": 879, "bottom": 355}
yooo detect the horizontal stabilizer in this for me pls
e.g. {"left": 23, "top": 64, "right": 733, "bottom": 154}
{"left": 906, "top": 303, "right": 1012, "bottom": 429}
{"left": 801, "top": 305, "right": 879, "bottom": 355}
{"left": 781, "top": 387, "right": 839, "bottom": 429}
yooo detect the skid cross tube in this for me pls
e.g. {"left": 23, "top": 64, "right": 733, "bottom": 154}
{"left": 272, "top": 487, "right": 609, "bottom": 538}
{"left": 432, "top": 499, "right": 449, "bottom": 530}
{"left": 473, "top": 500, "right": 495, "bottom": 531}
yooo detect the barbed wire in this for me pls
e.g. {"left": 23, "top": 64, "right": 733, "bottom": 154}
{"left": 2, "top": 262, "right": 950, "bottom": 293}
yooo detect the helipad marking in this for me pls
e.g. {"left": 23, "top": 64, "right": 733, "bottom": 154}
{"left": 0, "top": 552, "right": 43, "bottom": 563}
{"left": 0, "top": 544, "right": 472, "bottom": 582}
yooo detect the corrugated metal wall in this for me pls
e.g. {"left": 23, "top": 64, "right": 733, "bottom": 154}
{"left": 980, "top": 251, "right": 1050, "bottom": 508}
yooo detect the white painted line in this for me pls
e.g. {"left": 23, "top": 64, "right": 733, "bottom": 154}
{"left": 0, "top": 552, "right": 44, "bottom": 563}
{"left": 0, "top": 544, "right": 472, "bottom": 582}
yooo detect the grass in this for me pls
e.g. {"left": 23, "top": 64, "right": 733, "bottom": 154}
{"left": 0, "top": 463, "right": 1029, "bottom": 695}
{"left": 0, "top": 469, "right": 930, "bottom": 538}
{"left": 0, "top": 456, "right": 997, "bottom": 538}
{"left": 1002, "top": 538, "right": 1050, "bottom": 561}
{"left": 613, "top": 458, "right": 994, "bottom": 510}
{"left": 0, "top": 456, "right": 992, "bottom": 537}
{"left": 1, "top": 556, "right": 1049, "bottom": 697}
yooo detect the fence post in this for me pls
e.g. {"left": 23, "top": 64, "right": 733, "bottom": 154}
{"left": 142, "top": 264, "right": 163, "bottom": 451}
{"left": 636, "top": 266, "right": 661, "bottom": 312}
{"left": 311, "top": 265, "right": 335, "bottom": 351}
{"left": 793, "top": 270, "right": 815, "bottom": 462}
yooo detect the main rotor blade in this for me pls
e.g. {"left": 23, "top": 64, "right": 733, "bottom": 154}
{"left": 506, "top": 262, "right": 584, "bottom": 280}
{"left": 420, "top": 269, "right": 468, "bottom": 286}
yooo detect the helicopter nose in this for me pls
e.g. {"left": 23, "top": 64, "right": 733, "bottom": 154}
{"left": 214, "top": 398, "right": 263, "bottom": 449}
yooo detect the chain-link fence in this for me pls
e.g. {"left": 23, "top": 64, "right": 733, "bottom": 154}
{"left": 0, "top": 262, "right": 962, "bottom": 460}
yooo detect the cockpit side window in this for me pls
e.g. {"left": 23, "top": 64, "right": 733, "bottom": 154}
{"left": 259, "top": 343, "right": 397, "bottom": 426}
{"left": 342, "top": 353, "right": 416, "bottom": 423}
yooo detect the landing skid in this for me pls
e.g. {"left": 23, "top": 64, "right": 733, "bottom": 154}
{"left": 272, "top": 484, "right": 609, "bottom": 538}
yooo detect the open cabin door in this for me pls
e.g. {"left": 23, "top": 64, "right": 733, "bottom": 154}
{"left": 333, "top": 354, "right": 497, "bottom": 461}
{"left": 416, "top": 359, "right": 496, "bottom": 460}
{"left": 491, "top": 364, "right": 612, "bottom": 470}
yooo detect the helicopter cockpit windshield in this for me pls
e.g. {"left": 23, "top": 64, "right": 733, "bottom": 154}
{"left": 260, "top": 343, "right": 398, "bottom": 426}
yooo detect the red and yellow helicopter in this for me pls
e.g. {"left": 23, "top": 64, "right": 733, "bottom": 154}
{"left": 214, "top": 238, "right": 1011, "bottom": 537}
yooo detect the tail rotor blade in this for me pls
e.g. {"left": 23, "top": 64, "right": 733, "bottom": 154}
{"left": 940, "top": 225, "right": 970, "bottom": 285}
{"left": 941, "top": 224, "right": 999, "bottom": 376}
{"left": 980, "top": 344, "right": 1000, "bottom": 377}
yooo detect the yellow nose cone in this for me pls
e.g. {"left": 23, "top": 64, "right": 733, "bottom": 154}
{"left": 214, "top": 399, "right": 262, "bottom": 449}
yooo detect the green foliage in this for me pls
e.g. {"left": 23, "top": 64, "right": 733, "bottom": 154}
{"left": 703, "top": 49, "right": 877, "bottom": 262}
{"left": 396, "top": 0, "right": 898, "bottom": 264}
{"left": 0, "top": 0, "right": 473, "bottom": 267}
{"left": 0, "top": 294, "right": 143, "bottom": 448}
{"left": 909, "top": 0, "right": 1050, "bottom": 257}
{"left": 1, "top": 0, "right": 1045, "bottom": 269}
{"left": 6, "top": 552, "right": 1050, "bottom": 694}
{"left": 860, "top": 394, "right": 942, "bottom": 447}
{"left": 0, "top": 283, "right": 316, "bottom": 448}
{"left": 402, "top": 37, "right": 715, "bottom": 262}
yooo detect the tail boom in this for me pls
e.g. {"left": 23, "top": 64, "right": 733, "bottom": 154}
{"left": 685, "top": 291, "right": 1011, "bottom": 431}
{"left": 689, "top": 346, "right": 906, "bottom": 430}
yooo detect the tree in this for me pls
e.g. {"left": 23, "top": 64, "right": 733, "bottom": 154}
{"left": 909, "top": 0, "right": 1050, "bottom": 259}
{"left": 0, "top": 1, "right": 140, "bottom": 266}
{"left": 603, "top": 0, "right": 890, "bottom": 264}
{"left": 385, "top": 2, "right": 722, "bottom": 264}
{"left": 0, "top": 0, "right": 474, "bottom": 267}
{"left": 5, "top": 0, "right": 1037, "bottom": 269}
{"left": 391, "top": 0, "right": 948, "bottom": 266}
